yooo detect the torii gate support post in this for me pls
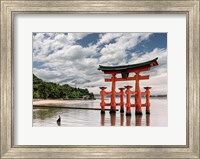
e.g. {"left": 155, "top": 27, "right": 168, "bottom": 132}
{"left": 135, "top": 72, "right": 143, "bottom": 115}
{"left": 100, "top": 87, "right": 107, "bottom": 114}
{"left": 144, "top": 87, "right": 151, "bottom": 114}
{"left": 125, "top": 86, "right": 132, "bottom": 116}
{"left": 110, "top": 73, "right": 116, "bottom": 114}
{"left": 119, "top": 88, "right": 125, "bottom": 113}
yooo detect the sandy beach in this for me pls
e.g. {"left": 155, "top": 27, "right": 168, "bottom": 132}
{"left": 33, "top": 99, "right": 91, "bottom": 107}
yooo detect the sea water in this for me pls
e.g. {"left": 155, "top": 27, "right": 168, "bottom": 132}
{"left": 33, "top": 97, "right": 167, "bottom": 127}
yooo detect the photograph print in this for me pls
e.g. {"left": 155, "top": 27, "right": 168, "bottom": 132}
{"left": 33, "top": 32, "right": 167, "bottom": 127}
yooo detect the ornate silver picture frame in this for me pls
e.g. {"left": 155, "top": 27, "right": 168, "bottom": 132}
{"left": 1, "top": 0, "right": 199, "bottom": 158}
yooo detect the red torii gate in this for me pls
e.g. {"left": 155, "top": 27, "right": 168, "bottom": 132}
{"left": 98, "top": 58, "right": 158, "bottom": 115}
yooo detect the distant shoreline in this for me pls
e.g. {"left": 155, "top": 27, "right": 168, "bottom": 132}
{"left": 94, "top": 95, "right": 167, "bottom": 97}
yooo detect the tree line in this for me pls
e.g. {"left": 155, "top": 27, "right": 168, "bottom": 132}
{"left": 33, "top": 74, "right": 95, "bottom": 100}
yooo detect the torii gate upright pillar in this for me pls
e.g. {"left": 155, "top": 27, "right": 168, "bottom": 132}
{"left": 119, "top": 88, "right": 125, "bottom": 113}
{"left": 110, "top": 73, "right": 116, "bottom": 114}
{"left": 144, "top": 87, "right": 151, "bottom": 114}
{"left": 135, "top": 72, "right": 142, "bottom": 115}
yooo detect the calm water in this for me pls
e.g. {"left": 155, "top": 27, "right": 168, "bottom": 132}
{"left": 33, "top": 98, "right": 167, "bottom": 127}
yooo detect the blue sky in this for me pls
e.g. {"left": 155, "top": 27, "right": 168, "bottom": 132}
{"left": 33, "top": 33, "right": 167, "bottom": 95}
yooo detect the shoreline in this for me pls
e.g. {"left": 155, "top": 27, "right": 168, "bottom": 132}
{"left": 33, "top": 99, "right": 94, "bottom": 107}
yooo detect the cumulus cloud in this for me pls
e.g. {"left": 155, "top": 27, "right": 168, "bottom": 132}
{"left": 98, "top": 33, "right": 152, "bottom": 65}
{"left": 67, "top": 33, "right": 91, "bottom": 42}
{"left": 98, "top": 33, "right": 122, "bottom": 45}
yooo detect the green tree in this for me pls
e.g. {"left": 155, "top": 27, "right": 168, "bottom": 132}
{"left": 33, "top": 74, "right": 95, "bottom": 100}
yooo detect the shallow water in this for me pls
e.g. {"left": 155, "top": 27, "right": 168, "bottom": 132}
{"left": 33, "top": 97, "right": 167, "bottom": 127}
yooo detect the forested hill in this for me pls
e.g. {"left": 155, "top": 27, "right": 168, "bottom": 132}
{"left": 33, "top": 74, "right": 95, "bottom": 100}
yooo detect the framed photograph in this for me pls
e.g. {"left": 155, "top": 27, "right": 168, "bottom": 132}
{"left": 1, "top": 0, "right": 199, "bottom": 158}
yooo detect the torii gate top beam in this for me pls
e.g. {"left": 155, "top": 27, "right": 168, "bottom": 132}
{"left": 98, "top": 57, "right": 158, "bottom": 77}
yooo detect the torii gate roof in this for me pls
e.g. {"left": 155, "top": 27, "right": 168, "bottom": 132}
{"left": 98, "top": 57, "right": 158, "bottom": 72}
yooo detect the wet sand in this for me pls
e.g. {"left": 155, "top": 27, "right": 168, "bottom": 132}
{"left": 33, "top": 99, "right": 117, "bottom": 111}
{"left": 33, "top": 99, "right": 91, "bottom": 107}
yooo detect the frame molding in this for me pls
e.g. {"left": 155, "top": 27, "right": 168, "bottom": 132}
{"left": 1, "top": 0, "right": 199, "bottom": 158}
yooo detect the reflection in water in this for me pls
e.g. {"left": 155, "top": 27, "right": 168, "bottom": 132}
{"left": 57, "top": 120, "right": 61, "bottom": 126}
{"left": 101, "top": 114, "right": 105, "bottom": 126}
{"left": 100, "top": 113, "right": 151, "bottom": 126}
{"left": 126, "top": 116, "right": 131, "bottom": 126}
{"left": 135, "top": 115, "right": 142, "bottom": 126}
{"left": 57, "top": 115, "right": 61, "bottom": 126}
{"left": 110, "top": 114, "right": 116, "bottom": 126}
{"left": 33, "top": 108, "right": 61, "bottom": 120}
{"left": 33, "top": 98, "right": 168, "bottom": 127}
{"left": 146, "top": 114, "right": 150, "bottom": 126}
{"left": 120, "top": 114, "right": 124, "bottom": 126}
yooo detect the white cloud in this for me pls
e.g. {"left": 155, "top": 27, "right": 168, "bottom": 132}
{"left": 67, "top": 33, "right": 91, "bottom": 42}
{"left": 97, "top": 33, "right": 122, "bottom": 45}
{"left": 33, "top": 68, "right": 64, "bottom": 83}
{"left": 128, "top": 48, "right": 167, "bottom": 77}
{"left": 98, "top": 33, "right": 152, "bottom": 65}
{"left": 33, "top": 33, "right": 91, "bottom": 62}
{"left": 129, "top": 48, "right": 167, "bottom": 64}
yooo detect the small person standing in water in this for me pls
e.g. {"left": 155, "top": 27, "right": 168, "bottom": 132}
{"left": 57, "top": 115, "right": 61, "bottom": 126}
